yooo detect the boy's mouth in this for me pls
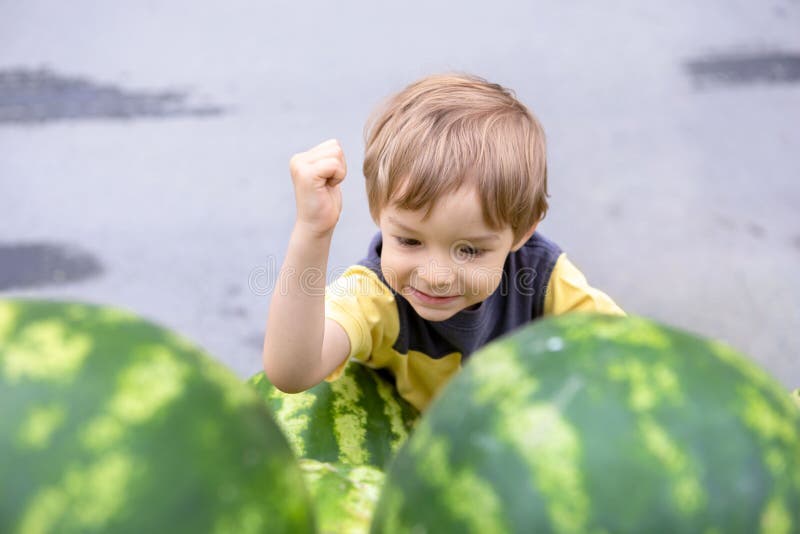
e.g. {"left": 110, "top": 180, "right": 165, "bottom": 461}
{"left": 409, "top": 287, "right": 460, "bottom": 304}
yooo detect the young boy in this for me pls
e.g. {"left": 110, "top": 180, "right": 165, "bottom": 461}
{"left": 263, "top": 73, "right": 623, "bottom": 412}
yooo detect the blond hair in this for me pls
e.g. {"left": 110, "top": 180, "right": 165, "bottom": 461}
{"left": 363, "top": 73, "right": 549, "bottom": 243}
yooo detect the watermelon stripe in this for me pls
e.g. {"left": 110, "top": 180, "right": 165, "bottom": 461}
{"left": 17, "top": 404, "right": 66, "bottom": 450}
{"left": 760, "top": 492, "right": 792, "bottom": 534}
{"left": 299, "top": 459, "right": 384, "bottom": 533}
{"left": 273, "top": 389, "right": 316, "bottom": 458}
{"left": 638, "top": 416, "right": 706, "bottom": 515}
{"left": 18, "top": 451, "right": 136, "bottom": 532}
{"left": 406, "top": 421, "right": 507, "bottom": 533}
{"left": 371, "top": 372, "right": 410, "bottom": 455}
{"left": 469, "top": 342, "right": 591, "bottom": 533}
{"left": 330, "top": 371, "right": 369, "bottom": 464}
{"left": 306, "top": 386, "right": 341, "bottom": 464}
{"left": 352, "top": 361, "right": 389, "bottom": 466}
{"left": 3, "top": 320, "right": 91, "bottom": 384}
{"left": 110, "top": 346, "right": 189, "bottom": 424}
{"left": 468, "top": 343, "right": 539, "bottom": 405}
{"left": 81, "top": 414, "right": 124, "bottom": 451}
{"left": 0, "top": 302, "right": 16, "bottom": 341}
{"left": 77, "top": 347, "right": 190, "bottom": 454}
{"left": 604, "top": 354, "right": 707, "bottom": 518}
{"left": 710, "top": 340, "right": 778, "bottom": 394}
{"left": 561, "top": 315, "right": 672, "bottom": 350}
{"left": 606, "top": 358, "right": 684, "bottom": 411}
{"left": 498, "top": 401, "right": 588, "bottom": 533}
{"left": 734, "top": 384, "right": 800, "bottom": 534}
{"left": 738, "top": 384, "right": 797, "bottom": 448}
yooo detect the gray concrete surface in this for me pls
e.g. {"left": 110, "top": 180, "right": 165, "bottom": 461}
{"left": 1, "top": 1, "right": 798, "bottom": 388}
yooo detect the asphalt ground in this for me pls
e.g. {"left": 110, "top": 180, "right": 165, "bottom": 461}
{"left": 1, "top": 1, "right": 798, "bottom": 388}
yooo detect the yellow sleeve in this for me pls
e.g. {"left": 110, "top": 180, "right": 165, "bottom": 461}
{"left": 544, "top": 253, "right": 625, "bottom": 316}
{"left": 323, "top": 265, "right": 400, "bottom": 381}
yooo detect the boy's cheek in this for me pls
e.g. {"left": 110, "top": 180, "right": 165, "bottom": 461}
{"left": 379, "top": 261, "right": 405, "bottom": 291}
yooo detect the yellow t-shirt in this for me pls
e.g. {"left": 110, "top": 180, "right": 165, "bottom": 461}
{"left": 325, "top": 234, "right": 623, "bottom": 412}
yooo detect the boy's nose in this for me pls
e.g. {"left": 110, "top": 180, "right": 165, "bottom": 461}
{"left": 416, "top": 257, "right": 459, "bottom": 294}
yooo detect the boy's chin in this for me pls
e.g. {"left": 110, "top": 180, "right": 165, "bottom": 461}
{"left": 413, "top": 309, "right": 456, "bottom": 322}
{"left": 408, "top": 302, "right": 472, "bottom": 322}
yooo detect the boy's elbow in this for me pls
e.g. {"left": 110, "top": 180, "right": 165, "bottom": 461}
{"left": 262, "top": 353, "right": 311, "bottom": 394}
{"left": 263, "top": 364, "right": 300, "bottom": 393}
{"left": 270, "top": 378, "right": 307, "bottom": 395}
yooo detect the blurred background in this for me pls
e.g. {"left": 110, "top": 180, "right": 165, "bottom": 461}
{"left": 1, "top": 1, "right": 798, "bottom": 387}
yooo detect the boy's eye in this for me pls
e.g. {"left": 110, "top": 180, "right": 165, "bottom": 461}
{"left": 395, "top": 237, "right": 421, "bottom": 247}
{"left": 394, "top": 237, "right": 485, "bottom": 258}
{"left": 457, "top": 245, "right": 484, "bottom": 258}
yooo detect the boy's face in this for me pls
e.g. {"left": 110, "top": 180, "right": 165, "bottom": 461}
{"left": 378, "top": 186, "right": 533, "bottom": 322}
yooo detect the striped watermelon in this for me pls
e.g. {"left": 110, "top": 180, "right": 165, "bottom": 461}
{"left": 248, "top": 364, "right": 419, "bottom": 533}
{"left": 248, "top": 364, "right": 419, "bottom": 469}
{"left": 0, "top": 299, "right": 314, "bottom": 533}
{"left": 250, "top": 363, "right": 419, "bottom": 534}
{"left": 298, "top": 459, "right": 384, "bottom": 534}
{"left": 372, "top": 313, "right": 800, "bottom": 533}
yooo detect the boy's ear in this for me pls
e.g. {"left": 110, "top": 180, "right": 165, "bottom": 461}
{"left": 510, "top": 223, "right": 539, "bottom": 252}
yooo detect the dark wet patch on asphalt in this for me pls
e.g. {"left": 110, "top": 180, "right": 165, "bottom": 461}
{"left": 714, "top": 214, "right": 736, "bottom": 231}
{"left": 0, "top": 68, "right": 224, "bottom": 124}
{"left": 226, "top": 284, "right": 242, "bottom": 297}
{"left": 713, "top": 215, "right": 775, "bottom": 242}
{"left": 685, "top": 52, "right": 800, "bottom": 88}
{"left": 0, "top": 242, "right": 103, "bottom": 290}
{"left": 746, "top": 222, "right": 766, "bottom": 239}
{"left": 606, "top": 203, "right": 623, "bottom": 219}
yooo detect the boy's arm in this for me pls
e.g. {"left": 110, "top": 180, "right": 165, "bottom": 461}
{"left": 262, "top": 139, "right": 351, "bottom": 392}
{"left": 262, "top": 226, "right": 351, "bottom": 392}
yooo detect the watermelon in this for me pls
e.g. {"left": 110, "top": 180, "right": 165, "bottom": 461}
{"left": 248, "top": 364, "right": 419, "bottom": 469}
{"left": 0, "top": 299, "right": 314, "bottom": 533}
{"left": 298, "top": 459, "right": 384, "bottom": 534}
{"left": 372, "top": 313, "right": 800, "bottom": 533}
{"left": 248, "top": 364, "right": 419, "bottom": 533}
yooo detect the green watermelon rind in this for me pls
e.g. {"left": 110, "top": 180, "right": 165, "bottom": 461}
{"left": 248, "top": 364, "right": 419, "bottom": 470}
{"left": 0, "top": 299, "right": 315, "bottom": 534}
{"left": 299, "top": 459, "right": 384, "bottom": 534}
{"left": 372, "top": 313, "right": 800, "bottom": 533}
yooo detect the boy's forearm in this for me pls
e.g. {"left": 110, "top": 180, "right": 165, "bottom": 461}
{"left": 263, "top": 224, "right": 333, "bottom": 391}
